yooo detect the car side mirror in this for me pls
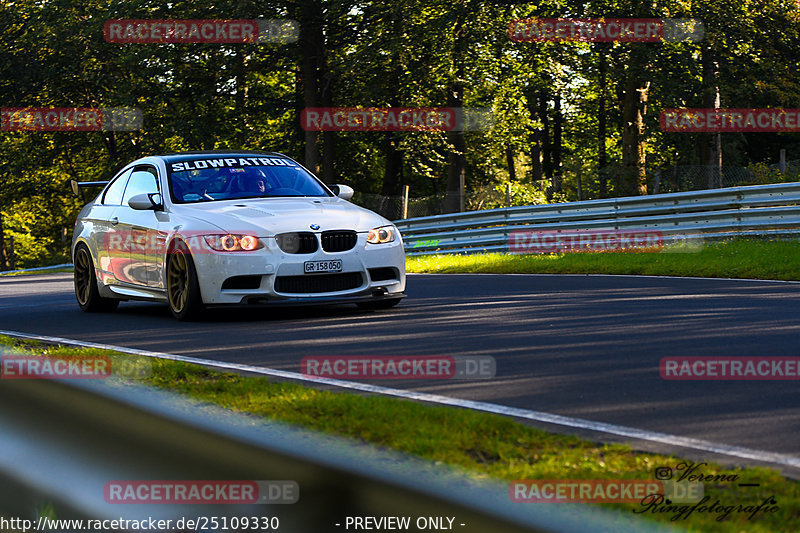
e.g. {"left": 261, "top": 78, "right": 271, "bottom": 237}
{"left": 330, "top": 184, "right": 354, "bottom": 200}
{"left": 128, "top": 192, "right": 163, "bottom": 210}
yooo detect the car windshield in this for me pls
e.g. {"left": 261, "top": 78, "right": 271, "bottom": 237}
{"left": 168, "top": 156, "right": 330, "bottom": 203}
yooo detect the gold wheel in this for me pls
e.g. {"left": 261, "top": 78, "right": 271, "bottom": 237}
{"left": 167, "top": 249, "right": 189, "bottom": 313}
{"left": 74, "top": 247, "right": 92, "bottom": 306}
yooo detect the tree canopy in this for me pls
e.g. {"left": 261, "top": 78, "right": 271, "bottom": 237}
{"left": 1, "top": 0, "right": 799, "bottom": 267}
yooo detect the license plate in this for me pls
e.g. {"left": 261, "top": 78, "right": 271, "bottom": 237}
{"left": 304, "top": 259, "right": 342, "bottom": 274}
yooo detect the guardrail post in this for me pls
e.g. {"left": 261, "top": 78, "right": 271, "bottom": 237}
{"left": 459, "top": 169, "right": 465, "bottom": 212}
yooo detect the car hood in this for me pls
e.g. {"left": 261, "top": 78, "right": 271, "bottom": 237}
{"left": 169, "top": 197, "right": 390, "bottom": 236}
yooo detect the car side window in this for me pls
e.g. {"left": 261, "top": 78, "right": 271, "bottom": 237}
{"left": 122, "top": 166, "right": 160, "bottom": 205}
{"left": 102, "top": 168, "right": 133, "bottom": 205}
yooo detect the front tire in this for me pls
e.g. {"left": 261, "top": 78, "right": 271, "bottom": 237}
{"left": 73, "top": 244, "right": 119, "bottom": 312}
{"left": 166, "top": 242, "right": 204, "bottom": 321}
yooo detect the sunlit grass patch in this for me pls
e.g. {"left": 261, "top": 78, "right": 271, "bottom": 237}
{"left": 406, "top": 239, "right": 800, "bottom": 281}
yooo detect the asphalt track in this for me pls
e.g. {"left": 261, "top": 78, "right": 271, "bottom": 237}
{"left": 2, "top": 272, "right": 800, "bottom": 471}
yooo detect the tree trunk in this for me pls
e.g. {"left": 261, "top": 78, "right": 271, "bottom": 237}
{"left": 505, "top": 146, "right": 516, "bottom": 182}
{"left": 294, "top": 63, "right": 305, "bottom": 159}
{"left": 443, "top": 1, "right": 466, "bottom": 213}
{"left": 300, "top": 0, "right": 323, "bottom": 175}
{"left": 201, "top": 60, "right": 217, "bottom": 150}
{"left": 552, "top": 93, "right": 563, "bottom": 194}
{"left": 620, "top": 72, "right": 649, "bottom": 196}
{"left": 530, "top": 128, "right": 542, "bottom": 182}
{"left": 539, "top": 90, "right": 552, "bottom": 185}
{"left": 444, "top": 127, "right": 466, "bottom": 213}
{"left": 525, "top": 87, "right": 543, "bottom": 182}
{"left": 103, "top": 131, "right": 119, "bottom": 164}
{"left": 320, "top": 68, "right": 336, "bottom": 184}
{"left": 234, "top": 48, "right": 247, "bottom": 147}
{"left": 538, "top": 90, "right": 553, "bottom": 200}
{"left": 381, "top": 132, "right": 404, "bottom": 196}
{"left": 380, "top": 8, "right": 406, "bottom": 197}
{"left": 700, "top": 44, "right": 722, "bottom": 189}
{"left": 597, "top": 44, "right": 608, "bottom": 197}
{"left": 321, "top": 132, "right": 335, "bottom": 184}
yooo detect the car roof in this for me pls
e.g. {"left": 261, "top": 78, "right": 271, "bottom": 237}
{"left": 157, "top": 150, "right": 291, "bottom": 164}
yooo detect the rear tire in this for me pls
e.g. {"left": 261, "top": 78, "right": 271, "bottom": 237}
{"left": 357, "top": 298, "right": 402, "bottom": 310}
{"left": 166, "top": 241, "right": 204, "bottom": 321}
{"left": 73, "top": 244, "right": 119, "bottom": 312}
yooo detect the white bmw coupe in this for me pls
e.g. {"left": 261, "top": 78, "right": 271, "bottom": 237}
{"left": 72, "top": 151, "right": 406, "bottom": 320}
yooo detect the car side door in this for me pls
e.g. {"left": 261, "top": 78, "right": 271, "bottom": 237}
{"left": 117, "top": 165, "right": 163, "bottom": 287}
{"left": 93, "top": 168, "right": 132, "bottom": 285}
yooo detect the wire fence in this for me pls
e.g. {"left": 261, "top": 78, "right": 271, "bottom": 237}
{"left": 653, "top": 162, "right": 800, "bottom": 193}
{"left": 352, "top": 183, "right": 555, "bottom": 220}
{"left": 351, "top": 192, "right": 448, "bottom": 220}
{"left": 352, "top": 162, "right": 800, "bottom": 220}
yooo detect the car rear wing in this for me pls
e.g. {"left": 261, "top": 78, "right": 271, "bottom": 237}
{"left": 70, "top": 180, "right": 109, "bottom": 196}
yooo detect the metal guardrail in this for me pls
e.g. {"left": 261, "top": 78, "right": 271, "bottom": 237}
{"left": 0, "top": 376, "right": 670, "bottom": 533}
{"left": 8, "top": 183, "right": 799, "bottom": 264}
{"left": 0, "top": 263, "right": 73, "bottom": 275}
{"left": 396, "top": 182, "right": 800, "bottom": 256}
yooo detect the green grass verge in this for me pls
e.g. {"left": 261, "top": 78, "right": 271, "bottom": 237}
{"left": 2, "top": 335, "right": 798, "bottom": 532}
{"left": 406, "top": 239, "right": 800, "bottom": 280}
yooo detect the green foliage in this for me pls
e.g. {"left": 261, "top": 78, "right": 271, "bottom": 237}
{"left": 1, "top": 0, "right": 800, "bottom": 267}
{"left": 744, "top": 161, "right": 800, "bottom": 185}
{"left": 468, "top": 181, "right": 554, "bottom": 210}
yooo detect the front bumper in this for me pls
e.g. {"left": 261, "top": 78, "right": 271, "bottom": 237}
{"left": 189, "top": 233, "right": 406, "bottom": 305}
{"left": 225, "top": 290, "right": 406, "bottom": 308}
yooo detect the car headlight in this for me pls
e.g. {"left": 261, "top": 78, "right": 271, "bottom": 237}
{"left": 367, "top": 225, "right": 396, "bottom": 244}
{"left": 203, "top": 234, "right": 263, "bottom": 252}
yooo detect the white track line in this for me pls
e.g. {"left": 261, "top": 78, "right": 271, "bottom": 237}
{"left": 2, "top": 328, "right": 800, "bottom": 470}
